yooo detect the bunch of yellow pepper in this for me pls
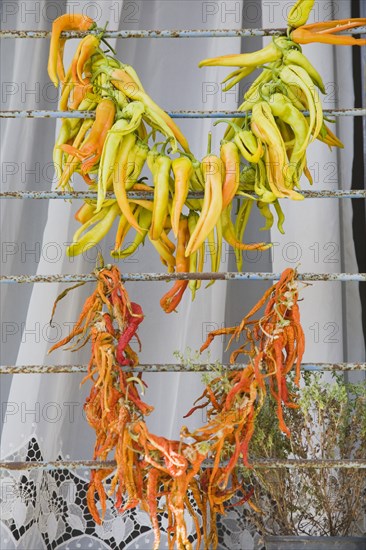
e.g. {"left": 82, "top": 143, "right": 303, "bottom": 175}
{"left": 49, "top": 14, "right": 271, "bottom": 313}
{"left": 199, "top": 1, "right": 365, "bottom": 262}
{"left": 48, "top": 3, "right": 365, "bottom": 313}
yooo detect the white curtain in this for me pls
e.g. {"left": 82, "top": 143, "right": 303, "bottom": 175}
{"left": 1, "top": 1, "right": 364, "bottom": 549}
{"left": 1, "top": 1, "right": 241, "bottom": 549}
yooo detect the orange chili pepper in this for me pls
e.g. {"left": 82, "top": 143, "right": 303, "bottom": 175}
{"left": 69, "top": 79, "right": 93, "bottom": 110}
{"left": 71, "top": 35, "right": 100, "bottom": 85}
{"left": 56, "top": 37, "right": 67, "bottom": 84}
{"left": 48, "top": 13, "right": 95, "bottom": 87}
{"left": 171, "top": 157, "right": 193, "bottom": 238}
{"left": 220, "top": 141, "right": 240, "bottom": 210}
{"left": 146, "top": 469, "right": 162, "bottom": 550}
{"left": 75, "top": 202, "right": 95, "bottom": 224}
{"left": 160, "top": 217, "right": 189, "bottom": 313}
{"left": 291, "top": 18, "right": 366, "bottom": 46}
{"left": 61, "top": 98, "right": 116, "bottom": 173}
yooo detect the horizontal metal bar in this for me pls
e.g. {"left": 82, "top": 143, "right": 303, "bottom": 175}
{"left": 1, "top": 459, "right": 365, "bottom": 471}
{"left": 1, "top": 27, "right": 365, "bottom": 39}
{"left": 1, "top": 363, "right": 365, "bottom": 374}
{"left": 1, "top": 108, "right": 364, "bottom": 119}
{"left": 1, "top": 190, "right": 365, "bottom": 200}
{"left": 1, "top": 272, "right": 365, "bottom": 284}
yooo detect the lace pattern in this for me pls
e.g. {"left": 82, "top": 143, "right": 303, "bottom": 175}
{"left": 0, "top": 437, "right": 263, "bottom": 550}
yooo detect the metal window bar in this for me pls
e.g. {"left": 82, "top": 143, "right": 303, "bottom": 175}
{"left": 1, "top": 190, "right": 365, "bottom": 200}
{"left": 1, "top": 26, "right": 365, "bottom": 477}
{"left": 1, "top": 272, "right": 365, "bottom": 284}
{"left": 1, "top": 27, "right": 365, "bottom": 39}
{"left": 1, "top": 108, "right": 365, "bottom": 119}
{"left": 0, "top": 363, "right": 365, "bottom": 374}
{"left": 1, "top": 459, "right": 365, "bottom": 471}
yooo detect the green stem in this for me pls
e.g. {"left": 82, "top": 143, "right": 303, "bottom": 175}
{"left": 207, "top": 132, "right": 212, "bottom": 155}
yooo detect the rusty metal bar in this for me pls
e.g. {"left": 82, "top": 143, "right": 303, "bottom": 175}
{"left": 1, "top": 108, "right": 365, "bottom": 119}
{"left": 1, "top": 272, "right": 365, "bottom": 284}
{"left": 1, "top": 459, "right": 365, "bottom": 471}
{"left": 1, "top": 363, "right": 365, "bottom": 374}
{"left": 1, "top": 190, "right": 365, "bottom": 200}
{"left": 1, "top": 27, "right": 365, "bottom": 39}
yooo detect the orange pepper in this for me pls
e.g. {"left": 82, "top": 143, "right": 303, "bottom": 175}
{"left": 291, "top": 18, "right": 366, "bottom": 46}
{"left": 71, "top": 35, "right": 100, "bottom": 85}
{"left": 160, "top": 217, "right": 189, "bottom": 313}
{"left": 69, "top": 79, "right": 93, "bottom": 110}
{"left": 220, "top": 141, "right": 240, "bottom": 210}
{"left": 74, "top": 202, "right": 95, "bottom": 223}
{"left": 171, "top": 157, "right": 193, "bottom": 238}
{"left": 61, "top": 98, "right": 116, "bottom": 173}
{"left": 48, "top": 13, "right": 95, "bottom": 87}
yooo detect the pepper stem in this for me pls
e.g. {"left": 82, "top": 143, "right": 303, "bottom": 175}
{"left": 207, "top": 132, "right": 212, "bottom": 155}
{"left": 96, "top": 252, "right": 105, "bottom": 270}
{"left": 213, "top": 119, "right": 242, "bottom": 134}
{"left": 160, "top": 138, "right": 173, "bottom": 155}
{"left": 96, "top": 21, "right": 117, "bottom": 55}
{"left": 141, "top": 130, "right": 155, "bottom": 144}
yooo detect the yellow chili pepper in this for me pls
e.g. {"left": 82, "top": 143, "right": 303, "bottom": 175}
{"left": 187, "top": 211, "right": 200, "bottom": 300}
{"left": 268, "top": 92, "right": 310, "bottom": 185}
{"left": 198, "top": 41, "right": 282, "bottom": 68}
{"left": 222, "top": 204, "right": 270, "bottom": 252}
{"left": 112, "top": 209, "right": 137, "bottom": 253}
{"left": 185, "top": 155, "right": 223, "bottom": 257}
{"left": 126, "top": 139, "right": 149, "bottom": 183}
{"left": 251, "top": 102, "right": 303, "bottom": 200}
{"left": 283, "top": 49, "right": 325, "bottom": 93}
{"left": 67, "top": 203, "right": 120, "bottom": 257}
{"left": 112, "top": 208, "right": 152, "bottom": 259}
{"left": 97, "top": 118, "right": 144, "bottom": 211}
{"left": 287, "top": 0, "right": 314, "bottom": 29}
{"left": 149, "top": 152, "right": 171, "bottom": 241}
{"left": 109, "top": 67, "right": 190, "bottom": 153}
{"left": 113, "top": 133, "right": 143, "bottom": 234}
{"left": 280, "top": 64, "right": 323, "bottom": 143}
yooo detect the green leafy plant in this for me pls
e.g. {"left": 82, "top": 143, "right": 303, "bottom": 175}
{"left": 239, "top": 372, "right": 366, "bottom": 537}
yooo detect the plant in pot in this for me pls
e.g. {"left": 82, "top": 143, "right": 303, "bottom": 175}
{"left": 221, "top": 372, "right": 366, "bottom": 550}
